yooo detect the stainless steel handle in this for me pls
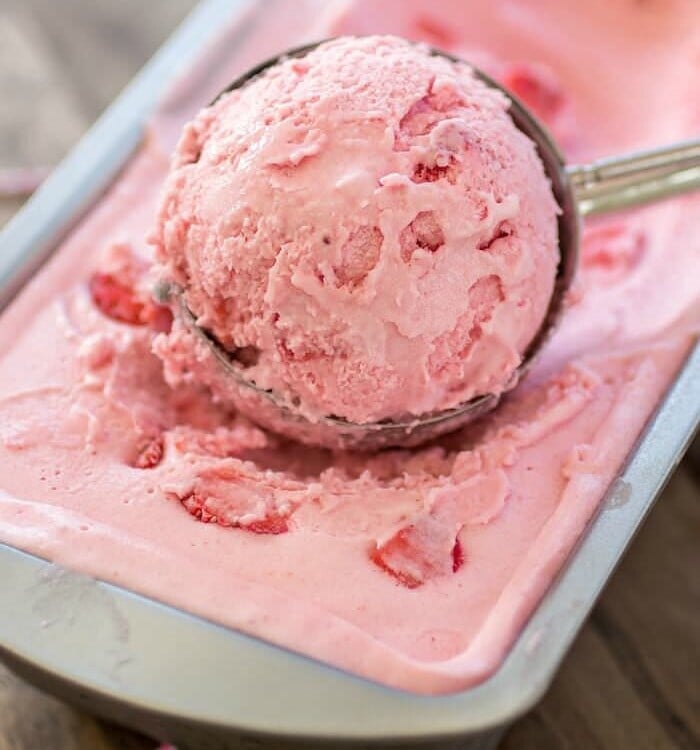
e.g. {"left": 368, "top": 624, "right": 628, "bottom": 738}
{"left": 567, "top": 138, "right": 700, "bottom": 216}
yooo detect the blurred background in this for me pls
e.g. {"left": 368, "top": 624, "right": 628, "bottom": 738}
{"left": 0, "top": 1, "right": 697, "bottom": 749}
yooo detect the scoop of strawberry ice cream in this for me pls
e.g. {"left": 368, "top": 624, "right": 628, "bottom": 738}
{"left": 153, "top": 35, "right": 559, "bottom": 437}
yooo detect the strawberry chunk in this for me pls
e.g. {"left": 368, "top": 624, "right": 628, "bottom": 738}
{"left": 89, "top": 272, "right": 145, "bottom": 325}
{"left": 144, "top": 303, "right": 174, "bottom": 333}
{"left": 89, "top": 271, "right": 173, "bottom": 332}
{"left": 179, "top": 489, "right": 291, "bottom": 535}
{"left": 181, "top": 491, "right": 217, "bottom": 523}
{"left": 246, "top": 513, "right": 289, "bottom": 535}
{"left": 411, "top": 162, "right": 453, "bottom": 184}
{"left": 371, "top": 516, "right": 464, "bottom": 588}
{"left": 334, "top": 225, "right": 383, "bottom": 287}
{"left": 452, "top": 538, "right": 465, "bottom": 573}
{"left": 400, "top": 211, "right": 445, "bottom": 261}
{"left": 133, "top": 435, "right": 164, "bottom": 469}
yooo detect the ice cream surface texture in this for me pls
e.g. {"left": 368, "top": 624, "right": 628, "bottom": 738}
{"left": 154, "top": 36, "right": 558, "bottom": 428}
{"left": 0, "top": 0, "right": 698, "bottom": 695}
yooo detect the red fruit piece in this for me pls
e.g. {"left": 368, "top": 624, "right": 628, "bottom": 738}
{"left": 335, "top": 225, "right": 383, "bottom": 287}
{"left": 452, "top": 538, "right": 465, "bottom": 573}
{"left": 501, "top": 64, "right": 564, "bottom": 124}
{"left": 133, "top": 435, "right": 164, "bottom": 469}
{"left": 89, "top": 271, "right": 173, "bottom": 332}
{"left": 89, "top": 272, "right": 145, "bottom": 325}
{"left": 400, "top": 211, "right": 445, "bottom": 262}
{"left": 411, "top": 161, "right": 455, "bottom": 184}
{"left": 179, "top": 490, "right": 290, "bottom": 535}
{"left": 246, "top": 513, "right": 289, "bottom": 535}
{"left": 477, "top": 221, "right": 512, "bottom": 252}
{"left": 277, "top": 338, "right": 322, "bottom": 363}
{"left": 468, "top": 275, "right": 505, "bottom": 324}
{"left": 144, "top": 303, "right": 174, "bottom": 333}
{"left": 180, "top": 491, "right": 216, "bottom": 523}
{"left": 371, "top": 516, "right": 464, "bottom": 588}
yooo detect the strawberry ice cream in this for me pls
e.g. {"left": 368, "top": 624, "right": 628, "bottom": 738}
{"left": 154, "top": 36, "right": 559, "bottom": 432}
{"left": 0, "top": 0, "right": 698, "bottom": 696}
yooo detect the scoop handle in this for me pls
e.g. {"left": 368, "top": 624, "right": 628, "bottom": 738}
{"left": 567, "top": 138, "right": 700, "bottom": 216}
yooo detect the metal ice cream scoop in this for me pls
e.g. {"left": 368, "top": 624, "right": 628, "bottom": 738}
{"left": 162, "top": 41, "right": 700, "bottom": 451}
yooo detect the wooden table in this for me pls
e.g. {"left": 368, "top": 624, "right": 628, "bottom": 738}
{"left": 0, "top": 2, "right": 698, "bottom": 748}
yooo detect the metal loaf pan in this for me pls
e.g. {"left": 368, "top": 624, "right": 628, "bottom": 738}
{"left": 0, "top": 1, "right": 698, "bottom": 747}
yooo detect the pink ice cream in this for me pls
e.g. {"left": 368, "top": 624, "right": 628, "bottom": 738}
{"left": 0, "top": 0, "right": 698, "bottom": 695}
{"left": 154, "top": 36, "right": 558, "bottom": 430}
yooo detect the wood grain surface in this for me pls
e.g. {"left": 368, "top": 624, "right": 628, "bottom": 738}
{"left": 0, "top": 2, "right": 698, "bottom": 748}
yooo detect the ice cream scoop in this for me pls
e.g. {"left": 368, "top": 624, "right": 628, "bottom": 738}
{"left": 155, "top": 37, "right": 700, "bottom": 451}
